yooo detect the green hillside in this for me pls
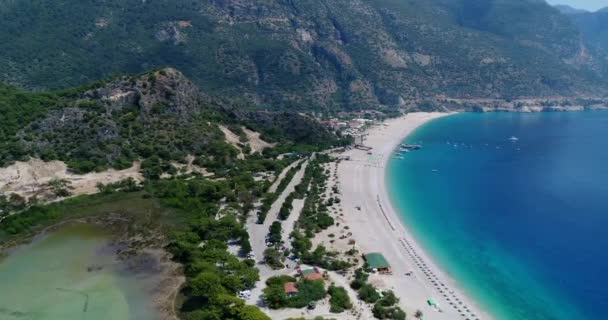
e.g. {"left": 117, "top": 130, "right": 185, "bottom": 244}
{"left": 0, "top": 0, "right": 606, "bottom": 111}
{"left": 0, "top": 68, "right": 341, "bottom": 174}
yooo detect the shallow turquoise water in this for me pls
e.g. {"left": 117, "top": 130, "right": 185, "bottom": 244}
{"left": 0, "top": 224, "right": 159, "bottom": 320}
{"left": 388, "top": 111, "right": 608, "bottom": 320}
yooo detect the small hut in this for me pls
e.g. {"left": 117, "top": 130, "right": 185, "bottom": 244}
{"left": 364, "top": 252, "right": 392, "bottom": 274}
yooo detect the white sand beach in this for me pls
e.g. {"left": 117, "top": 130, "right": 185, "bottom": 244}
{"left": 336, "top": 112, "right": 493, "bottom": 320}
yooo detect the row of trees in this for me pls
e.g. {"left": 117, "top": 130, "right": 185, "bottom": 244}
{"left": 257, "top": 161, "right": 302, "bottom": 223}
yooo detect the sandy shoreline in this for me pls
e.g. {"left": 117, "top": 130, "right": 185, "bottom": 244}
{"left": 337, "top": 112, "right": 493, "bottom": 320}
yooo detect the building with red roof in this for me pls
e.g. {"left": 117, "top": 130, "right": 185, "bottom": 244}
{"left": 284, "top": 282, "right": 298, "bottom": 296}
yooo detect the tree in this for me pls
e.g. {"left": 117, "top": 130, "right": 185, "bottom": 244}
{"left": 372, "top": 290, "right": 405, "bottom": 320}
{"left": 372, "top": 304, "right": 406, "bottom": 320}
{"left": 262, "top": 283, "right": 288, "bottom": 309}
{"left": 328, "top": 284, "right": 352, "bottom": 313}
{"left": 268, "top": 221, "right": 282, "bottom": 244}
{"left": 263, "top": 248, "right": 284, "bottom": 269}
{"left": 287, "top": 279, "right": 326, "bottom": 308}
{"left": 47, "top": 178, "right": 72, "bottom": 197}
{"left": 377, "top": 290, "right": 398, "bottom": 307}
{"left": 190, "top": 272, "right": 226, "bottom": 301}
{"left": 350, "top": 268, "right": 369, "bottom": 290}
{"left": 358, "top": 284, "right": 380, "bottom": 303}
{"left": 238, "top": 305, "right": 271, "bottom": 320}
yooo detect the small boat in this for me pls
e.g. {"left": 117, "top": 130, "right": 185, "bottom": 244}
{"left": 401, "top": 144, "right": 422, "bottom": 150}
{"left": 509, "top": 136, "right": 519, "bottom": 141}
{"left": 432, "top": 169, "right": 440, "bottom": 172}
{"left": 394, "top": 156, "right": 405, "bottom": 160}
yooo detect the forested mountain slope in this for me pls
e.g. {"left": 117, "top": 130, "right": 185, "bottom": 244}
{"left": 0, "top": 68, "right": 339, "bottom": 174}
{"left": 0, "top": 0, "right": 606, "bottom": 111}
{"left": 562, "top": 8, "right": 608, "bottom": 59}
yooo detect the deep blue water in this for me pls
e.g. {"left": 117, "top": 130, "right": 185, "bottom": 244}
{"left": 387, "top": 111, "right": 608, "bottom": 320}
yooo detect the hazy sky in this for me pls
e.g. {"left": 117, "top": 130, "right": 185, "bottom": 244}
{"left": 546, "top": 0, "right": 608, "bottom": 11}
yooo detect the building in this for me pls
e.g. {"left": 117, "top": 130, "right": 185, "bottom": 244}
{"left": 300, "top": 268, "right": 324, "bottom": 281}
{"left": 364, "top": 252, "right": 392, "bottom": 274}
{"left": 284, "top": 282, "right": 299, "bottom": 296}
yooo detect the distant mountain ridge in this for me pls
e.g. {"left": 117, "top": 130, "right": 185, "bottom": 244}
{"left": 559, "top": 6, "right": 608, "bottom": 67}
{"left": 554, "top": 5, "right": 588, "bottom": 14}
{"left": 0, "top": 0, "right": 607, "bottom": 110}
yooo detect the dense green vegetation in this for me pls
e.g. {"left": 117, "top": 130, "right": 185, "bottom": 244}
{"left": 0, "top": 149, "right": 298, "bottom": 319}
{"left": 0, "top": 84, "right": 61, "bottom": 165}
{"left": 0, "top": 70, "right": 234, "bottom": 172}
{"left": 258, "top": 162, "right": 302, "bottom": 223}
{"left": 0, "top": 0, "right": 605, "bottom": 111}
{"left": 283, "top": 156, "right": 351, "bottom": 272}
{"left": 0, "top": 67, "right": 341, "bottom": 175}
{"left": 0, "top": 187, "right": 159, "bottom": 236}
{"left": 328, "top": 284, "right": 352, "bottom": 313}
{"left": 372, "top": 291, "right": 406, "bottom": 320}
{"left": 139, "top": 175, "right": 272, "bottom": 319}
{"left": 262, "top": 276, "right": 326, "bottom": 309}
{"left": 296, "top": 156, "right": 335, "bottom": 236}
{"left": 350, "top": 268, "right": 406, "bottom": 320}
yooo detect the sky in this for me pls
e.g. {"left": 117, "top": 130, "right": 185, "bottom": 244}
{"left": 546, "top": 0, "right": 608, "bottom": 11}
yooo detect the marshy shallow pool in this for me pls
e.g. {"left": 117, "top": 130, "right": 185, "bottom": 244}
{"left": 0, "top": 224, "right": 160, "bottom": 320}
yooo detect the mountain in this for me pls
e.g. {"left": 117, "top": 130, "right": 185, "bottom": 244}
{"left": 554, "top": 5, "right": 588, "bottom": 14}
{"left": 559, "top": 7, "right": 608, "bottom": 69}
{"left": 0, "top": 0, "right": 606, "bottom": 111}
{"left": 0, "top": 68, "right": 338, "bottom": 174}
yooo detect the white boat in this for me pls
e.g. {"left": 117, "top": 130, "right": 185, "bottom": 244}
{"left": 509, "top": 136, "right": 519, "bottom": 141}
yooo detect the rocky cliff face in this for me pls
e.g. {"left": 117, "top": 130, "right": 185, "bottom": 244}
{"left": 81, "top": 68, "right": 208, "bottom": 120}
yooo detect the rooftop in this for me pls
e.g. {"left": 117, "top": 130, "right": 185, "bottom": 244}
{"left": 301, "top": 268, "right": 317, "bottom": 276}
{"left": 304, "top": 273, "right": 324, "bottom": 281}
{"left": 364, "top": 252, "right": 391, "bottom": 269}
{"left": 284, "top": 282, "right": 298, "bottom": 294}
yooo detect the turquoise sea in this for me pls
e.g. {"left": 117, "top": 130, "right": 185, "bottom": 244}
{"left": 387, "top": 111, "right": 608, "bottom": 320}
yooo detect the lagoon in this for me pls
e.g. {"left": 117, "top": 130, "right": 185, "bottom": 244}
{"left": 0, "top": 224, "right": 159, "bottom": 320}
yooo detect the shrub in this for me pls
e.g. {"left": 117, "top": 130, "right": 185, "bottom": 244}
{"left": 264, "top": 248, "right": 284, "bottom": 269}
{"left": 328, "top": 284, "right": 352, "bottom": 313}
{"left": 372, "top": 291, "right": 406, "bottom": 320}
{"left": 358, "top": 284, "right": 380, "bottom": 303}
{"left": 287, "top": 279, "right": 326, "bottom": 308}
